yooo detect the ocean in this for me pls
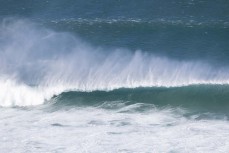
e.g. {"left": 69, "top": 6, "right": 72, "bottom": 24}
{"left": 0, "top": 0, "right": 229, "bottom": 152}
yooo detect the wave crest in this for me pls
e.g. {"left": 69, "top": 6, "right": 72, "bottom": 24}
{"left": 1, "top": 19, "right": 229, "bottom": 106}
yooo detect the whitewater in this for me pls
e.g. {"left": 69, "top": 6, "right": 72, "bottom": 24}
{"left": 1, "top": 19, "right": 229, "bottom": 107}
{"left": 1, "top": 0, "right": 229, "bottom": 152}
{"left": 1, "top": 18, "right": 229, "bottom": 153}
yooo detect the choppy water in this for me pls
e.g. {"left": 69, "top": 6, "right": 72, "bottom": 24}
{"left": 0, "top": 1, "right": 229, "bottom": 152}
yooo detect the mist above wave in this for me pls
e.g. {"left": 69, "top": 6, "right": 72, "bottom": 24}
{"left": 0, "top": 19, "right": 229, "bottom": 106}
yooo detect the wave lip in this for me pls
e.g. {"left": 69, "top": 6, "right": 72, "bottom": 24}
{"left": 1, "top": 80, "right": 229, "bottom": 108}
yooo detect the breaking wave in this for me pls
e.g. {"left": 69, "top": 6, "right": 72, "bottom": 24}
{"left": 1, "top": 19, "right": 229, "bottom": 107}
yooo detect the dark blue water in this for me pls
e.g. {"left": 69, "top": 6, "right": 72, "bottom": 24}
{"left": 1, "top": 0, "right": 229, "bottom": 65}
{"left": 1, "top": 0, "right": 229, "bottom": 20}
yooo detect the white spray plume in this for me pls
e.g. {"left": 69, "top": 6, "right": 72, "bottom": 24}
{"left": 0, "top": 19, "right": 229, "bottom": 106}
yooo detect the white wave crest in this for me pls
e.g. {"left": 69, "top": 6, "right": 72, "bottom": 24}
{"left": 1, "top": 19, "right": 229, "bottom": 106}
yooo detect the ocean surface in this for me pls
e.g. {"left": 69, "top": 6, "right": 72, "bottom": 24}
{"left": 0, "top": 0, "right": 229, "bottom": 152}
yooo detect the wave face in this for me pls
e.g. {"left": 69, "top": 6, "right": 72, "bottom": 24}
{"left": 53, "top": 85, "right": 229, "bottom": 114}
{"left": 0, "top": 19, "right": 229, "bottom": 107}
